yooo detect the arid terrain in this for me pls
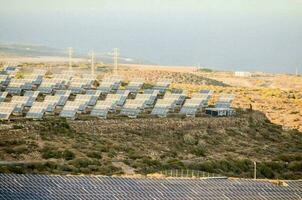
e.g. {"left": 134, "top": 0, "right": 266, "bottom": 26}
{"left": 107, "top": 65, "right": 302, "bottom": 132}
{"left": 0, "top": 111, "right": 301, "bottom": 179}
{"left": 0, "top": 60, "right": 301, "bottom": 180}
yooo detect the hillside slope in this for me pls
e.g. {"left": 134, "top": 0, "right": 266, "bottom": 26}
{"left": 0, "top": 110, "right": 301, "bottom": 179}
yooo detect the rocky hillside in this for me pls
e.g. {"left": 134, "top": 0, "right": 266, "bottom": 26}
{"left": 0, "top": 110, "right": 301, "bottom": 179}
{"left": 103, "top": 68, "right": 228, "bottom": 87}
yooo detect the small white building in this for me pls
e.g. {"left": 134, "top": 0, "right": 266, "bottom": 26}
{"left": 234, "top": 71, "right": 252, "bottom": 77}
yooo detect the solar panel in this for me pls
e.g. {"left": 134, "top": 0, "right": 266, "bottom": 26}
{"left": 120, "top": 94, "right": 151, "bottom": 118}
{"left": 55, "top": 90, "right": 71, "bottom": 106}
{"left": 91, "top": 101, "right": 116, "bottom": 118}
{"left": 60, "top": 101, "right": 80, "bottom": 119}
{"left": 60, "top": 94, "right": 92, "bottom": 119}
{"left": 44, "top": 95, "right": 61, "bottom": 112}
{"left": 2, "top": 64, "right": 18, "bottom": 74}
{"left": 91, "top": 93, "right": 124, "bottom": 118}
{"left": 68, "top": 77, "right": 95, "bottom": 93}
{"left": 26, "top": 102, "right": 47, "bottom": 119}
{"left": 0, "top": 102, "right": 16, "bottom": 120}
{"left": 143, "top": 89, "right": 155, "bottom": 94}
{"left": 0, "top": 75, "right": 10, "bottom": 87}
{"left": 180, "top": 106, "right": 199, "bottom": 117}
{"left": 97, "top": 76, "right": 123, "bottom": 93}
{"left": 126, "top": 78, "right": 144, "bottom": 93}
{"left": 153, "top": 79, "right": 171, "bottom": 93}
{"left": 115, "top": 90, "right": 130, "bottom": 106}
{"left": 74, "top": 94, "right": 94, "bottom": 110}
{"left": 23, "top": 74, "right": 43, "bottom": 86}
{"left": 1, "top": 174, "right": 301, "bottom": 199}
{"left": 135, "top": 93, "right": 156, "bottom": 108}
{"left": 151, "top": 92, "right": 186, "bottom": 117}
{"left": 180, "top": 92, "right": 212, "bottom": 117}
{"left": 38, "top": 77, "right": 70, "bottom": 94}
{"left": 215, "top": 94, "right": 235, "bottom": 108}
{"left": 10, "top": 96, "right": 31, "bottom": 113}
{"left": 6, "top": 79, "right": 24, "bottom": 94}
{"left": 151, "top": 107, "right": 169, "bottom": 117}
{"left": 85, "top": 90, "right": 102, "bottom": 106}
{"left": 200, "top": 90, "right": 214, "bottom": 95}
{"left": 163, "top": 93, "right": 186, "bottom": 109}
{"left": 23, "top": 91, "right": 40, "bottom": 107}
{"left": 0, "top": 92, "right": 8, "bottom": 102}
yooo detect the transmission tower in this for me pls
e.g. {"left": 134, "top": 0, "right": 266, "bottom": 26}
{"left": 90, "top": 50, "right": 95, "bottom": 76}
{"left": 68, "top": 47, "right": 73, "bottom": 72}
{"left": 113, "top": 48, "right": 119, "bottom": 75}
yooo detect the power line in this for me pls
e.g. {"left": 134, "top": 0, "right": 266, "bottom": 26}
{"left": 113, "top": 48, "right": 119, "bottom": 75}
{"left": 68, "top": 47, "right": 73, "bottom": 72}
{"left": 90, "top": 50, "right": 95, "bottom": 76}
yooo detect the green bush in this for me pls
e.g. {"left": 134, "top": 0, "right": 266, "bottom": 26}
{"left": 12, "top": 124, "right": 23, "bottom": 129}
{"left": 259, "top": 164, "right": 274, "bottom": 179}
{"left": 288, "top": 161, "right": 302, "bottom": 171}
{"left": 191, "top": 145, "right": 206, "bottom": 157}
{"left": 41, "top": 147, "right": 61, "bottom": 159}
{"left": 86, "top": 151, "right": 102, "bottom": 159}
{"left": 62, "top": 150, "right": 75, "bottom": 161}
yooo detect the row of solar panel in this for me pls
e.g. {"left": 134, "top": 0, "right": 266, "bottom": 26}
{"left": 1, "top": 74, "right": 171, "bottom": 95}
{"left": 0, "top": 89, "right": 235, "bottom": 120}
{"left": 0, "top": 173, "right": 300, "bottom": 200}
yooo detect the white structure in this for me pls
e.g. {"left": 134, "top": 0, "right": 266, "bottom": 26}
{"left": 234, "top": 71, "right": 252, "bottom": 77}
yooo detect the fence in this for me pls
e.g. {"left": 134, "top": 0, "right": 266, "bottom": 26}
{"left": 159, "top": 169, "right": 226, "bottom": 178}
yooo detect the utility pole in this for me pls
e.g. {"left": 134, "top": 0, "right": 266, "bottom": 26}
{"left": 68, "top": 47, "right": 73, "bottom": 72}
{"left": 90, "top": 50, "right": 95, "bottom": 76}
{"left": 295, "top": 66, "right": 298, "bottom": 76}
{"left": 253, "top": 161, "right": 257, "bottom": 180}
{"left": 113, "top": 48, "right": 119, "bottom": 75}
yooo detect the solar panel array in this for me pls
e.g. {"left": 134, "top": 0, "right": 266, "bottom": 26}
{"left": 0, "top": 70, "right": 238, "bottom": 120}
{"left": 0, "top": 75, "right": 10, "bottom": 88}
{"left": 6, "top": 79, "right": 30, "bottom": 94}
{"left": 151, "top": 92, "right": 186, "bottom": 117}
{"left": 26, "top": 92, "right": 70, "bottom": 119}
{"left": 55, "top": 90, "right": 71, "bottom": 106}
{"left": 24, "top": 91, "right": 40, "bottom": 107}
{"left": 180, "top": 90, "right": 213, "bottom": 117}
{"left": 26, "top": 102, "right": 49, "bottom": 119}
{"left": 90, "top": 94, "right": 122, "bottom": 118}
{"left": 126, "top": 78, "right": 144, "bottom": 93}
{"left": 1, "top": 64, "right": 18, "bottom": 75}
{"left": 120, "top": 98, "right": 148, "bottom": 118}
{"left": 0, "top": 102, "right": 16, "bottom": 120}
{"left": 10, "top": 96, "right": 31, "bottom": 113}
{"left": 0, "top": 92, "right": 8, "bottom": 102}
{"left": 115, "top": 90, "right": 130, "bottom": 106}
{"left": 97, "top": 76, "right": 123, "bottom": 93}
{"left": 68, "top": 77, "right": 96, "bottom": 94}
{"left": 38, "top": 76, "right": 71, "bottom": 94}
{"left": 0, "top": 174, "right": 300, "bottom": 200}
{"left": 153, "top": 79, "right": 171, "bottom": 93}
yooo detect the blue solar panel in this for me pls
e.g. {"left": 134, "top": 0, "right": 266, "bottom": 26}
{"left": 120, "top": 108, "right": 141, "bottom": 118}
{"left": 151, "top": 107, "right": 169, "bottom": 117}
{"left": 91, "top": 108, "right": 109, "bottom": 118}
{"left": 60, "top": 110, "right": 77, "bottom": 119}
{"left": 0, "top": 174, "right": 300, "bottom": 200}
